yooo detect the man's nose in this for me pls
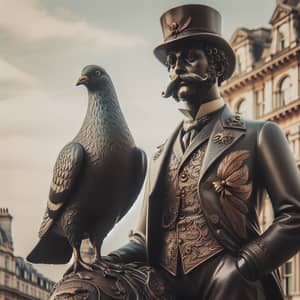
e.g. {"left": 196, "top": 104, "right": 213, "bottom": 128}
{"left": 174, "top": 57, "right": 186, "bottom": 75}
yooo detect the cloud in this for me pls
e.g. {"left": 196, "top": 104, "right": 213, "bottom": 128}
{"left": 0, "top": 58, "right": 37, "bottom": 100}
{"left": 0, "top": 0, "right": 147, "bottom": 49}
{"left": 0, "top": 59, "right": 36, "bottom": 86}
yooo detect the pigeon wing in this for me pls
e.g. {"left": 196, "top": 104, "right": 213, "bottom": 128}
{"left": 39, "top": 142, "right": 85, "bottom": 238}
{"left": 118, "top": 147, "right": 147, "bottom": 221}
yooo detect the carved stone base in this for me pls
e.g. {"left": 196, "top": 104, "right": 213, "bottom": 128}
{"left": 50, "top": 261, "right": 173, "bottom": 300}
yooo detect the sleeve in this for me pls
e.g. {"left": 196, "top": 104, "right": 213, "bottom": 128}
{"left": 237, "top": 121, "right": 300, "bottom": 281}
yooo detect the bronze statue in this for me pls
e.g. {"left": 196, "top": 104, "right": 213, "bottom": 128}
{"left": 27, "top": 65, "right": 147, "bottom": 274}
{"left": 108, "top": 4, "right": 300, "bottom": 300}
{"left": 28, "top": 4, "right": 300, "bottom": 300}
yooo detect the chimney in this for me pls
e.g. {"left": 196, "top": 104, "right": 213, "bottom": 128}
{"left": 0, "top": 208, "right": 13, "bottom": 252}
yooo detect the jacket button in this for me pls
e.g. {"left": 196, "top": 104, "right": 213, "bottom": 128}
{"left": 180, "top": 173, "right": 188, "bottom": 182}
{"left": 216, "top": 229, "right": 225, "bottom": 239}
{"left": 210, "top": 214, "right": 220, "bottom": 224}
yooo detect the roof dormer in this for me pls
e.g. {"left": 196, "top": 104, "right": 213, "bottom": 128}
{"left": 230, "top": 28, "right": 271, "bottom": 75}
{"left": 269, "top": 1, "right": 300, "bottom": 54}
{"left": 230, "top": 28, "right": 255, "bottom": 74}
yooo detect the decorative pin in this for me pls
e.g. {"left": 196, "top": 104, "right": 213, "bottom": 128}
{"left": 212, "top": 150, "right": 252, "bottom": 239}
{"left": 213, "top": 131, "right": 234, "bottom": 145}
{"left": 226, "top": 115, "right": 244, "bottom": 128}
{"left": 167, "top": 16, "right": 192, "bottom": 38}
{"left": 153, "top": 140, "right": 167, "bottom": 160}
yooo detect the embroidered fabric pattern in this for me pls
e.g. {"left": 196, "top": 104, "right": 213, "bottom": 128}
{"left": 160, "top": 143, "right": 223, "bottom": 275}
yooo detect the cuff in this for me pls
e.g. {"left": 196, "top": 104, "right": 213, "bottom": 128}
{"left": 236, "top": 255, "right": 258, "bottom": 281}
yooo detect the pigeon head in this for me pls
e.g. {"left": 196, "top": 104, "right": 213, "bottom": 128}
{"left": 76, "top": 65, "right": 110, "bottom": 91}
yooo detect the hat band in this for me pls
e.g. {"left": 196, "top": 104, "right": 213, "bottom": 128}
{"left": 165, "top": 27, "right": 219, "bottom": 41}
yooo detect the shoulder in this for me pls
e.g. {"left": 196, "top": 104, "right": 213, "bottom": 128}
{"left": 151, "top": 121, "right": 183, "bottom": 161}
{"left": 239, "top": 118, "right": 285, "bottom": 146}
{"left": 257, "top": 121, "right": 286, "bottom": 145}
{"left": 153, "top": 139, "right": 168, "bottom": 161}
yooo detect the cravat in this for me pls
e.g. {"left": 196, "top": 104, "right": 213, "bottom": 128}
{"left": 181, "top": 115, "right": 211, "bottom": 151}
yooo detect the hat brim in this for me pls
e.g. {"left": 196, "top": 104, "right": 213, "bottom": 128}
{"left": 153, "top": 32, "right": 236, "bottom": 80}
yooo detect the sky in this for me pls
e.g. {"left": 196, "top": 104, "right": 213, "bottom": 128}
{"left": 0, "top": 0, "right": 276, "bottom": 281}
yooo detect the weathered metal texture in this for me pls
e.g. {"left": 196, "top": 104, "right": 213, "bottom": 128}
{"left": 212, "top": 150, "right": 252, "bottom": 239}
{"left": 50, "top": 261, "right": 173, "bottom": 300}
{"left": 160, "top": 141, "right": 223, "bottom": 276}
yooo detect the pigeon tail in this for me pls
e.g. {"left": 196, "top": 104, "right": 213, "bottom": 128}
{"left": 27, "top": 232, "right": 72, "bottom": 264}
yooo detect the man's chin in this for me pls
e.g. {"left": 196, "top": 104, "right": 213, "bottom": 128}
{"left": 175, "top": 85, "right": 196, "bottom": 102}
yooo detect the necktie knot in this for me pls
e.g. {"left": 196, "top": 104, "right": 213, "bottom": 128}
{"left": 183, "top": 115, "right": 211, "bottom": 132}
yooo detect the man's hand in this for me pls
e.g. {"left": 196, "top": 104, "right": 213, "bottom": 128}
{"left": 105, "top": 232, "right": 147, "bottom": 264}
{"left": 214, "top": 254, "right": 258, "bottom": 285}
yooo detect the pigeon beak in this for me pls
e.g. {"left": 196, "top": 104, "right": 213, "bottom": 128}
{"left": 76, "top": 75, "right": 89, "bottom": 86}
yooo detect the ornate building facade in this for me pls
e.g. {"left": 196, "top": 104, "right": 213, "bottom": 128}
{"left": 0, "top": 208, "right": 54, "bottom": 300}
{"left": 220, "top": 0, "right": 300, "bottom": 298}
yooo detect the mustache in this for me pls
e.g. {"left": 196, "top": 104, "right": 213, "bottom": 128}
{"left": 162, "top": 73, "right": 209, "bottom": 98}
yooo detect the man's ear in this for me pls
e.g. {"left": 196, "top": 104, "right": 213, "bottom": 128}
{"left": 216, "top": 63, "right": 226, "bottom": 86}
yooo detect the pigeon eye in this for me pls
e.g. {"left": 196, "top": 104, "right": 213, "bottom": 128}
{"left": 95, "top": 70, "right": 101, "bottom": 77}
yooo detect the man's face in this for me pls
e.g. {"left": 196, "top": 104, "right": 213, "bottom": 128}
{"left": 166, "top": 48, "right": 209, "bottom": 102}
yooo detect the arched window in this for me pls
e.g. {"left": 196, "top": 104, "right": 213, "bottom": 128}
{"left": 236, "top": 98, "right": 247, "bottom": 115}
{"left": 277, "top": 76, "right": 292, "bottom": 107}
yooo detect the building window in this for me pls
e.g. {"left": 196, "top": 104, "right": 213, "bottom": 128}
{"left": 275, "top": 76, "right": 292, "bottom": 108}
{"left": 278, "top": 23, "right": 289, "bottom": 51}
{"left": 236, "top": 98, "right": 247, "bottom": 115}
{"left": 4, "top": 274, "right": 9, "bottom": 286}
{"left": 4, "top": 256, "right": 9, "bottom": 270}
{"left": 298, "top": 136, "right": 300, "bottom": 160}
{"left": 283, "top": 260, "right": 293, "bottom": 296}
{"left": 255, "top": 89, "right": 265, "bottom": 117}
{"left": 236, "top": 55, "right": 242, "bottom": 73}
{"left": 279, "top": 31, "right": 287, "bottom": 50}
{"left": 236, "top": 54, "right": 246, "bottom": 73}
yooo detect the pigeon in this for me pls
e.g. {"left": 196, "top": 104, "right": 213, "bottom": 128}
{"left": 27, "top": 65, "right": 147, "bottom": 272}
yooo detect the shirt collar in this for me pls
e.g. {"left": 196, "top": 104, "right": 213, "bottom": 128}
{"left": 179, "top": 98, "right": 225, "bottom": 121}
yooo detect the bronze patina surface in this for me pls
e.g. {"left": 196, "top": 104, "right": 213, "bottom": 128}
{"left": 108, "top": 4, "right": 300, "bottom": 300}
{"left": 27, "top": 4, "right": 300, "bottom": 300}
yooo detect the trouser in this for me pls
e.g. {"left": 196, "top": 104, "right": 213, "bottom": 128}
{"left": 159, "top": 251, "right": 266, "bottom": 300}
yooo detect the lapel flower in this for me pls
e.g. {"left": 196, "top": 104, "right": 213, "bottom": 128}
{"left": 213, "top": 150, "right": 252, "bottom": 239}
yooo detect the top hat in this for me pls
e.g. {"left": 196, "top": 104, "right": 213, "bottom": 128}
{"left": 154, "top": 4, "right": 236, "bottom": 80}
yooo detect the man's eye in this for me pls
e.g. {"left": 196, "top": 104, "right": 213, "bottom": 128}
{"left": 166, "top": 55, "right": 176, "bottom": 67}
{"left": 186, "top": 54, "right": 198, "bottom": 63}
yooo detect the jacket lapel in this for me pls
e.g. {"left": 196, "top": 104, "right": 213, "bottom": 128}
{"left": 173, "top": 128, "right": 184, "bottom": 159}
{"left": 178, "top": 118, "right": 215, "bottom": 171}
{"left": 149, "top": 122, "right": 182, "bottom": 197}
{"left": 199, "top": 105, "right": 247, "bottom": 183}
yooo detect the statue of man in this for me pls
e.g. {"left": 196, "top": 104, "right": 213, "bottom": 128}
{"left": 109, "top": 4, "right": 300, "bottom": 300}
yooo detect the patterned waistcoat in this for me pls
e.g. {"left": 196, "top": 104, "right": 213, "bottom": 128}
{"left": 159, "top": 129, "right": 223, "bottom": 276}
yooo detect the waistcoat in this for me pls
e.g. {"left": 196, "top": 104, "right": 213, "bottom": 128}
{"left": 159, "top": 130, "right": 223, "bottom": 276}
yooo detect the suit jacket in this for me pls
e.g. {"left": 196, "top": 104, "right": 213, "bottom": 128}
{"left": 129, "top": 104, "right": 300, "bottom": 300}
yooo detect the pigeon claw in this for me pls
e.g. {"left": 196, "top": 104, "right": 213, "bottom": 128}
{"left": 64, "top": 258, "right": 94, "bottom": 276}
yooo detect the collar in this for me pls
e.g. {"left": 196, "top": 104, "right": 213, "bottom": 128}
{"left": 178, "top": 98, "right": 225, "bottom": 121}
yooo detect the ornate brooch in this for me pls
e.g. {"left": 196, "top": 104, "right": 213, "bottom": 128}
{"left": 212, "top": 150, "right": 252, "bottom": 239}
{"left": 213, "top": 131, "right": 234, "bottom": 145}
{"left": 226, "top": 115, "right": 244, "bottom": 128}
{"left": 167, "top": 16, "right": 192, "bottom": 38}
